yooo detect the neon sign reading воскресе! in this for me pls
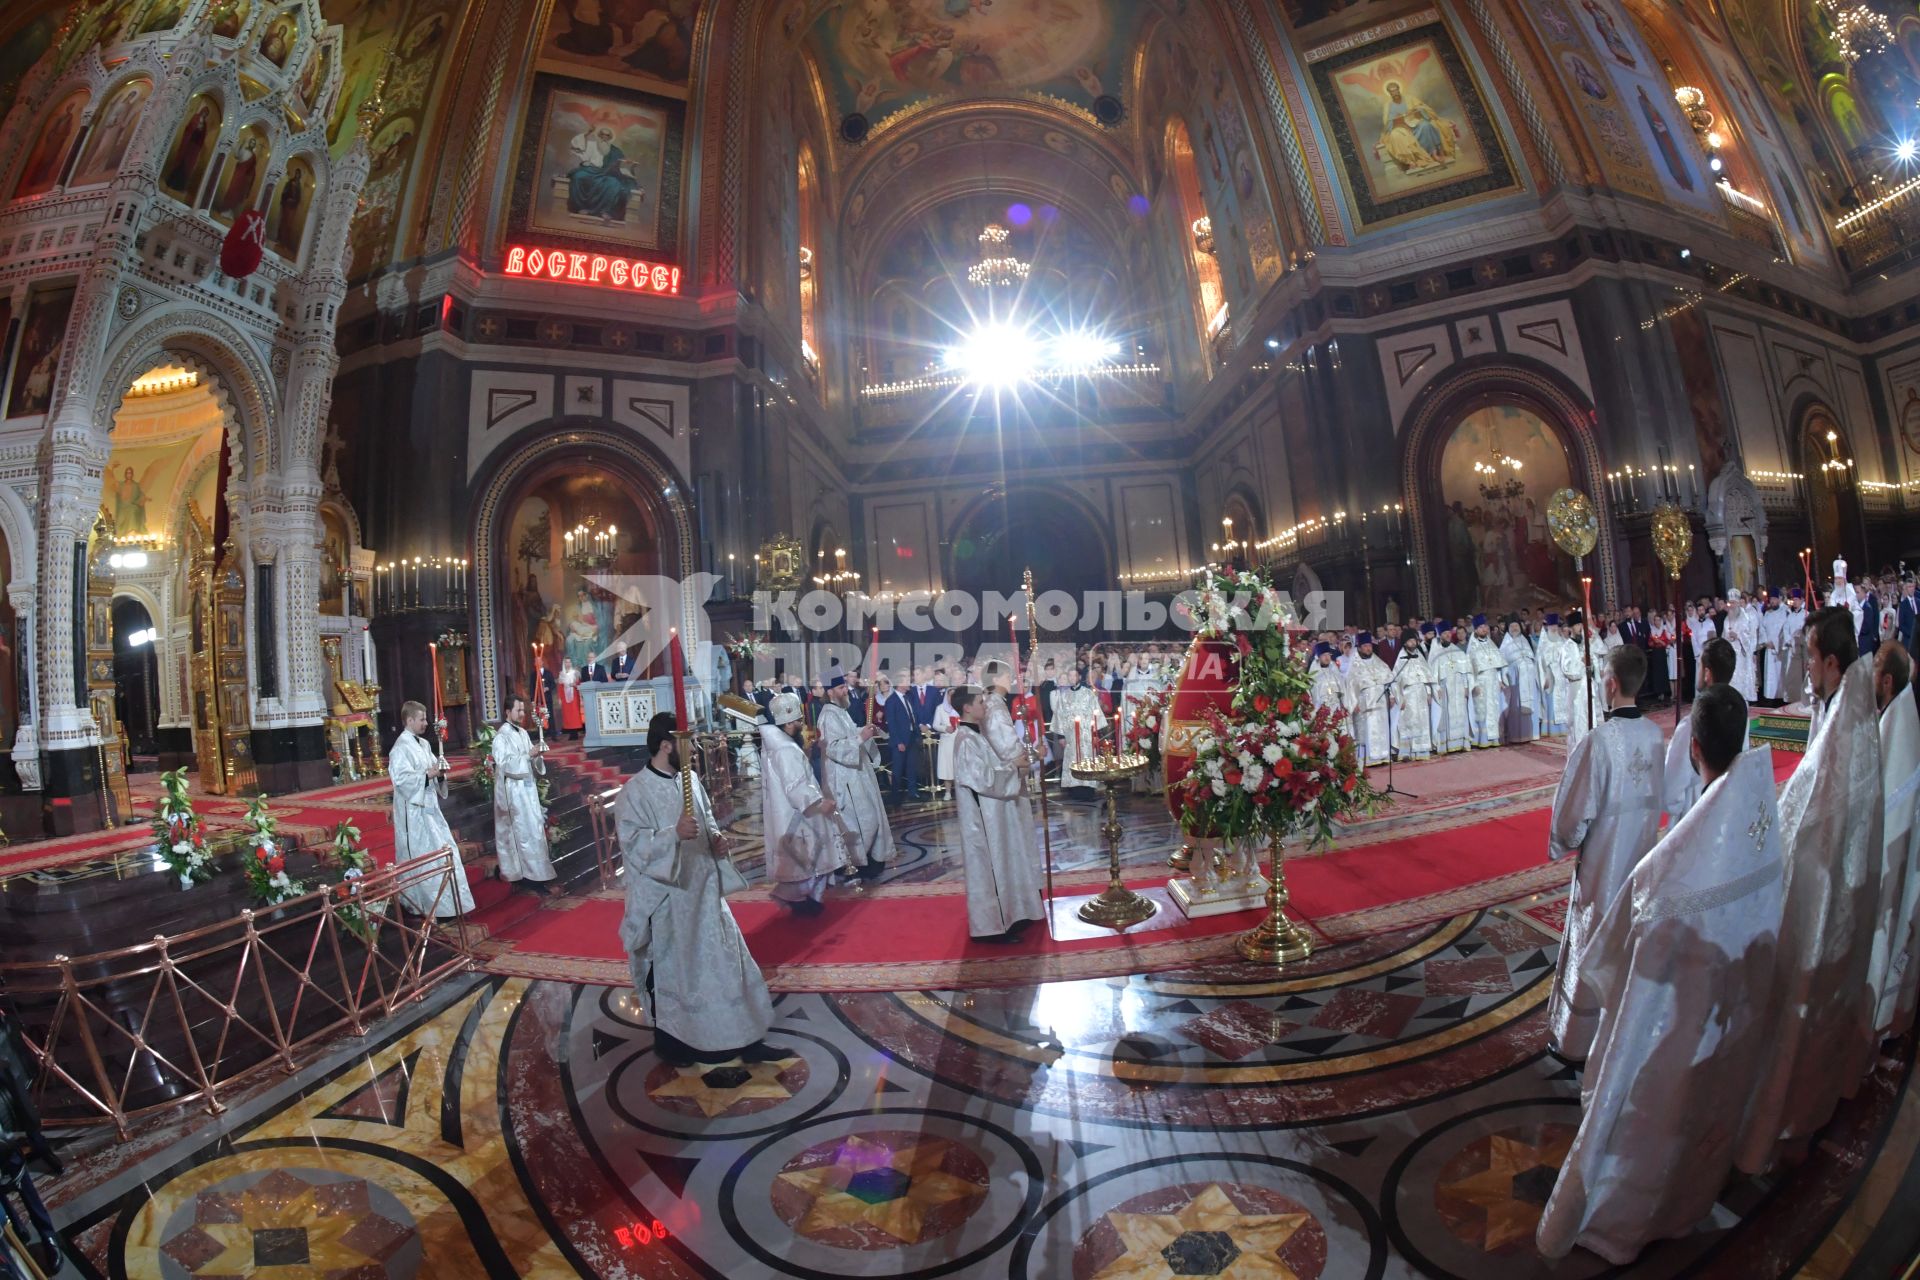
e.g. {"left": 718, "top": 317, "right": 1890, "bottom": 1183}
{"left": 503, "top": 245, "right": 682, "bottom": 294}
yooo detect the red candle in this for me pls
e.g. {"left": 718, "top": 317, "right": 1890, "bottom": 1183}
{"left": 669, "top": 628, "right": 689, "bottom": 728}
{"left": 869, "top": 626, "right": 880, "bottom": 678}
{"left": 1075, "top": 716, "right": 1085, "bottom": 757}
{"left": 427, "top": 642, "right": 443, "bottom": 733}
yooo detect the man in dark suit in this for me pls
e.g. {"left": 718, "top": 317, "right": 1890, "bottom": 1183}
{"left": 1862, "top": 586, "right": 1883, "bottom": 658}
{"left": 882, "top": 673, "right": 921, "bottom": 802}
{"left": 751, "top": 678, "right": 775, "bottom": 720}
{"left": 1899, "top": 576, "right": 1918, "bottom": 661}
{"left": 580, "top": 655, "right": 612, "bottom": 683}
{"left": 607, "top": 641, "right": 638, "bottom": 681}
{"left": 1036, "top": 660, "right": 1058, "bottom": 724}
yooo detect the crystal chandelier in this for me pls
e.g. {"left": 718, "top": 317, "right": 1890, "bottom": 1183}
{"left": 966, "top": 223, "right": 1029, "bottom": 290}
{"left": 1473, "top": 438, "right": 1524, "bottom": 503}
{"left": 1819, "top": 0, "right": 1892, "bottom": 61}
{"left": 563, "top": 515, "right": 618, "bottom": 571}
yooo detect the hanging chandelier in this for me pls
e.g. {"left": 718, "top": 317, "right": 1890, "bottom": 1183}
{"left": 1818, "top": 0, "right": 1892, "bottom": 61}
{"left": 563, "top": 516, "right": 618, "bottom": 571}
{"left": 966, "top": 223, "right": 1029, "bottom": 290}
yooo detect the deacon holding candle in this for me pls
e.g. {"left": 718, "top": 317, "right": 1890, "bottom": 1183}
{"left": 1050, "top": 661, "right": 1105, "bottom": 800}
{"left": 490, "top": 692, "right": 558, "bottom": 896}
{"left": 818, "top": 671, "right": 896, "bottom": 880}
{"left": 388, "top": 698, "right": 476, "bottom": 919}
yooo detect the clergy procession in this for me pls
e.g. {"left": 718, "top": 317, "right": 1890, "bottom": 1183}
{"left": 359, "top": 556, "right": 1920, "bottom": 1265}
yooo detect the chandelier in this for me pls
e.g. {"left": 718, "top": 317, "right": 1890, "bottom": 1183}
{"left": 1473, "top": 440, "right": 1524, "bottom": 503}
{"left": 966, "top": 223, "right": 1029, "bottom": 290}
{"left": 1819, "top": 0, "right": 1892, "bottom": 61}
{"left": 1192, "top": 216, "right": 1215, "bottom": 256}
{"left": 563, "top": 516, "right": 618, "bottom": 571}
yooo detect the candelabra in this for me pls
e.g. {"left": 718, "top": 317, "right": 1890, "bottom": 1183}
{"left": 373, "top": 555, "right": 469, "bottom": 615}
{"left": 563, "top": 516, "right": 618, "bottom": 571}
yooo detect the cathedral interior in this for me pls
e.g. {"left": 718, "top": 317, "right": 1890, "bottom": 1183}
{"left": 1, "top": 0, "right": 1919, "bottom": 1275}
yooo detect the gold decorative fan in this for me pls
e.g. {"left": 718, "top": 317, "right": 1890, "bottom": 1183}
{"left": 1546, "top": 487, "right": 1599, "bottom": 559}
{"left": 1651, "top": 503, "right": 1693, "bottom": 580}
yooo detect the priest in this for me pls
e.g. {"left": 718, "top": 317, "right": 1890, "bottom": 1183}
{"left": 951, "top": 685, "right": 1045, "bottom": 940}
{"left": 1663, "top": 638, "right": 1741, "bottom": 824}
{"left": 759, "top": 691, "right": 850, "bottom": 915}
{"left": 1392, "top": 627, "right": 1434, "bottom": 762}
{"left": 1740, "top": 606, "right": 1885, "bottom": 1173}
{"left": 1537, "top": 613, "right": 1570, "bottom": 737}
{"left": 1345, "top": 632, "right": 1393, "bottom": 767}
{"left": 1724, "top": 590, "right": 1759, "bottom": 701}
{"left": 490, "top": 693, "right": 559, "bottom": 896}
{"left": 1875, "top": 644, "right": 1920, "bottom": 1037}
{"left": 1776, "top": 589, "right": 1808, "bottom": 704}
{"left": 1309, "top": 641, "right": 1347, "bottom": 717}
{"left": 1560, "top": 612, "right": 1597, "bottom": 746}
{"left": 818, "top": 673, "right": 896, "bottom": 880}
{"left": 1546, "top": 644, "right": 1665, "bottom": 1062}
{"left": 1050, "top": 663, "right": 1107, "bottom": 799}
{"left": 1499, "top": 615, "right": 1540, "bottom": 743}
{"left": 1536, "top": 684, "right": 1785, "bottom": 1264}
{"left": 1756, "top": 589, "right": 1786, "bottom": 705}
{"left": 1429, "top": 624, "right": 1473, "bottom": 755}
{"left": 1465, "top": 615, "right": 1505, "bottom": 749}
{"left": 616, "top": 712, "right": 787, "bottom": 1066}
{"left": 389, "top": 700, "right": 476, "bottom": 919}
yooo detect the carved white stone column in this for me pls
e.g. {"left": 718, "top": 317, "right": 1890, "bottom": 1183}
{"left": 9, "top": 582, "right": 37, "bottom": 790}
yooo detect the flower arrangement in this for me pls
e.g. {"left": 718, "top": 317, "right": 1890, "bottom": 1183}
{"left": 240, "top": 794, "right": 306, "bottom": 905}
{"left": 1125, "top": 687, "right": 1173, "bottom": 770}
{"left": 1172, "top": 570, "right": 1377, "bottom": 848}
{"left": 1175, "top": 566, "right": 1294, "bottom": 645}
{"left": 470, "top": 722, "right": 498, "bottom": 803}
{"left": 725, "top": 631, "right": 773, "bottom": 664}
{"left": 152, "top": 768, "right": 215, "bottom": 890}
{"left": 320, "top": 820, "right": 383, "bottom": 941}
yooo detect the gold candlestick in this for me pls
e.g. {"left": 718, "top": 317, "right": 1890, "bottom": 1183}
{"left": 1071, "top": 750, "right": 1157, "bottom": 929}
{"left": 1235, "top": 836, "right": 1314, "bottom": 966}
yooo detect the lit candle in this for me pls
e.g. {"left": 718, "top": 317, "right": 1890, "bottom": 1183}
{"left": 1075, "top": 716, "right": 1085, "bottom": 758}
{"left": 362, "top": 625, "right": 373, "bottom": 684}
{"left": 669, "top": 627, "right": 689, "bottom": 727}
{"left": 427, "top": 641, "right": 442, "bottom": 729}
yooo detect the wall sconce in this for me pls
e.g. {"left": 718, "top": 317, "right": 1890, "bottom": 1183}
{"left": 798, "top": 245, "right": 814, "bottom": 281}
{"left": 1191, "top": 215, "right": 1215, "bottom": 257}
{"left": 1673, "top": 86, "right": 1715, "bottom": 134}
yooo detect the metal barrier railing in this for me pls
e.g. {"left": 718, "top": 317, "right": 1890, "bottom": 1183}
{"left": 0, "top": 852, "right": 475, "bottom": 1136}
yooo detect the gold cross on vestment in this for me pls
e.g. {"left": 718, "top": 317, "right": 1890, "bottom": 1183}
{"left": 1748, "top": 807, "right": 1773, "bottom": 850}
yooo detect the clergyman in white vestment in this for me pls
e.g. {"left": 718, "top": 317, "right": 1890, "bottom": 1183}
{"left": 759, "top": 692, "right": 851, "bottom": 914}
{"left": 1392, "top": 633, "right": 1434, "bottom": 762}
{"left": 1537, "top": 687, "right": 1785, "bottom": 1264}
{"left": 1740, "top": 608, "right": 1885, "bottom": 1174}
{"left": 1546, "top": 644, "right": 1665, "bottom": 1061}
{"left": 388, "top": 700, "right": 476, "bottom": 920}
{"left": 1499, "top": 618, "right": 1540, "bottom": 743}
{"left": 617, "top": 711, "right": 783, "bottom": 1065}
{"left": 1874, "top": 647, "right": 1920, "bottom": 1037}
{"left": 1663, "top": 637, "right": 1743, "bottom": 825}
{"left": 952, "top": 686, "right": 1045, "bottom": 939}
{"left": 1429, "top": 629, "right": 1473, "bottom": 755}
{"left": 490, "top": 695, "right": 557, "bottom": 892}
{"left": 1050, "top": 668, "right": 1107, "bottom": 796}
{"left": 818, "top": 674, "right": 896, "bottom": 879}
{"left": 1465, "top": 617, "right": 1505, "bottom": 749}
{"left": 1345, "top": 633, "right": 1392, "bottom": 767}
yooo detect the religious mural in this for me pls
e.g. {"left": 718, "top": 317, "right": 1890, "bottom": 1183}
{"left": 0, "top": 12, "right": 60, "bottom": 122}
{"left": 1306, "top": 18, "right": 1518, "bottom": 228}
{"left": 13, "top": 89, "right": 87, "bottom": 198}
{"left": 502, "top": 471, "right": 660, "bottom": 698}
{"left": 209, "top": 125, "right": 270, "bottom": 224}
{"left": 267, "top": 154, "right": 317, "bottom": 258}
{"left": 510, "top": 75, "right": 683, "bottom": 257}
{"left": 1435, "top": 404, "right": 1576, "bottom": 616}
{"left": 805, "top": 0, "right": 1137, "bottom": 121}
{"left": 210, "top": 0, "right": 253, "bottom": 40}
{"left": 258, "top": 6, "right": 298, "bottom": 67}
{"left": 160, "top": 94, "right": 221, "bottom": 203}
{"left": 68, "top": 77, "right": 153, "bottom": 188}
{"left": 5, "top": 286, "right": 74, "bottom": 419}
{"left": 536, "top": 0, "right": 701, "bottom": 96}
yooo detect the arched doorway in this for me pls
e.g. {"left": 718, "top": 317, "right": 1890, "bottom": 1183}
{"left": 473, "top": 424, "right": 697, "bottom": 724}
{"left": 1799, "top": 406, "right": 1863, "bottom": 578}
{"left": 112, "top": 594, "right": 159, "bottom": 758}
{"left": 945, "top": 485, "right": 1113, "bottom": 645}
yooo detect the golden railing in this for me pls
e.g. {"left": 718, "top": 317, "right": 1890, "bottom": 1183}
{"left": 582, "top": 785, "right": 621, "bottom": 884}
{"left": 0, "top": 853, "right": 475, "bottom": 1137}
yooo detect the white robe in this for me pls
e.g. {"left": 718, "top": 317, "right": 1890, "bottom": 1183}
{"left": 1877, "top": 689, "right": 1920, "bottom": 1035}
{"left": 1536, "top": 746, "right": 1786, "bottom": 1265}
{"left": 1725, "top": 606, "right": 1759, "bottom": 701}
{"left": 616, "top": 766, "right": 773, "bottom": 1053}
{"left": 1466, "top": 636, "right": 1505, "bottom": 748}
{"left": 1757, "top": 606, "right": 1787, "bottom": 699}
{"left": 1546, "top": 710, "right": 1666, "bottom": 1059}
{"left": 1392, "top": 651, "right": 1433, "bottom": 761}
{"left": 1663, "top": 712, "right": 1750, "bottom": 825}
{"left": 934, "top": 697, "right": 958, "bottom": 782}
{"left": 818, "top": 702, "right": 896, "bottom": 870}
{"left": 1739, "top": 660, "right": 1885, "bottom": 1173}
{"left": 1309, "top": 662, "right": 1347, "bottom": 720}
{"left": 388, "top": 730, "right": 476, "bottom": 919}
{"left": 490, "top": 722, "right": 554, "bottom": 883}
{"left": 1499, "top": 633, "right": 1539, "bottom": 743}
{"left": 953, "top": 725, "right": 1044, "bottom": 936}
{"left": 758, "top": 723, "right": 849, "bottom": 902}
{"left": 1778, "top": 608, "right": 1808, "bottom": 705}
{"left": 1346, "top": 653, "right": 1393, "bottom": 766}
{"left": 1429, "top": 644, "right": 1472, "bottom": 754}
{"left": 1051, "top": 683, "right": 1107, "bottom": 788}
{"left": 1536, "top": 632, "right": 1567, "bottom": 736}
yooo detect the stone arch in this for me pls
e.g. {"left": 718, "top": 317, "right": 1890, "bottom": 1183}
{"left": 0, "top": 484, "right": 39, "bottom": 588}
{"left": 1399, "top": 357, "right": 1616, "bottom": 616}
{"left": 469, "top": 421, "right": 698, "bottom": 724}
{"left": 93, "top": 308, "right": 276, "bottom": 480}
{"left": 1789, "top": 396, "right": 1864, "bottom": 575}
{"left": 942, "top": 482, "right": 1117, "bottom": 620}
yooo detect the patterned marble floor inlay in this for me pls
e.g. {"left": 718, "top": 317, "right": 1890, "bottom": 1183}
{"left": 39, "top": 903, "right": 1920, "bottom": 1279}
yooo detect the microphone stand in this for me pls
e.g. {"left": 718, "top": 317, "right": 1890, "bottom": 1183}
{"left": 1376, "top": 663, "right": 1416, "bottom": 800}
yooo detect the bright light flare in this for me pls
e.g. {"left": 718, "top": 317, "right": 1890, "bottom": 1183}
{"left": 944, "top": 323, "right": 1040, "bottom": 386}
{"left": 1048, "top": 330, "right": 1120, "bottom": 370}
{"left": 1897, "top": 138, "right": 1918, "bottom": 164}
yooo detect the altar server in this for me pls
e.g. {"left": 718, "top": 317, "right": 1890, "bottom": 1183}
{"left": 819, "top": 674, "right": 896, "bottom": 878}
{"left": 1537, "top": 613, "right": 1569, "bottom": 737}
{"left": 1547, "top": 643, "right": 1664, "bottom": 1062}
{"left": 1392, "top": 629, "right": 1434, "bottom": 762}
{"left": 1724, "top": 589, "right": 1759, "bottom": 701}
{"left": 490, "top": 693, "right": 557, "bottom": 895}
{"left": 1429, "top": 625, "right": 1473, "bottom": 754}
{"left": 1778, "top": 590, "right": 1808, "bottom": 703}
{"left": 1756, "top": 590, "right": 1786, "bottom": 703}
{"left": 759, "top": 691, "right": 850, "bottom": 914}
{"left": 1740, "top": 607, "right": 1885, "bottom": 1173}
{"left": 1050, "top": 663, "right": 1107, "bottom": 799}
{"left": 617, "top": 712, "right": 786, "bottom": 1066}
{"left": 1537, "top": 685, "right": 1784, "bottom": 1264}
{"left": 1876, "top": 645, "right": 1920, "bottom": 1037}
{"left": 1346, "top": 632, "right": 1393, "bottom": 766}
{"left": 1465, "top": 616, "right": 1505, "bottom": 748}
{"left": 951, "top": 686, "right": 1045, "bottom": 940}
{"left": 389, "top": 700, "right": 476, "bottom": 919}
{"left": 1664, "top": 638, "right": 1742, "bottom": 824}
{"left": 933, "top": 687, "right": 959, "bottom": 799}
{"left": 1499, "top": 616, "right": 1540, "bottom": 743}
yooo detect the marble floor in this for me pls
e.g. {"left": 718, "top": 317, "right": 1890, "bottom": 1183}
{"left": 24, "top": 744, "right": 1920, "bottom": 1278}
